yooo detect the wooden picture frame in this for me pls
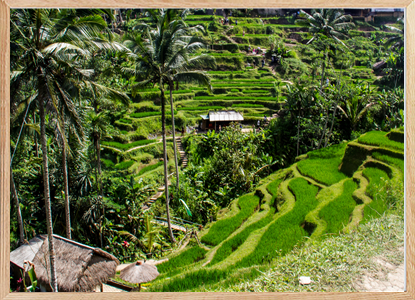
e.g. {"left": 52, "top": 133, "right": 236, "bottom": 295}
{"left": 1, "top": 1, "right": 414, "bottom": 299}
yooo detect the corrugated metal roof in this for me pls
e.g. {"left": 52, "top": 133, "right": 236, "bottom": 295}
{"left": 209, "top": 110, "right": 244, "bottom": 122}
{"left": 200, "top": 115, "right": 209, "bottom": 120}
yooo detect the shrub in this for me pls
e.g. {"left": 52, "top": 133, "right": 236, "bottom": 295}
{"left": 235, "top": 178, "right": 319, "bottom": 268}
{"left": 319, "top": 179, "right": 357, "bottom": 234}
{"left": 358, "top": 131, "right": 404, "bottom": 152}
{"left": 101, "top": 158, "right": 115, "bottom": 169}
{"left": 201, "top": 194, "right": 260, "bottom": 246}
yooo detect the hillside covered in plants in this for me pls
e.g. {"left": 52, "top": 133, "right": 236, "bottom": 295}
{"left": 9, "top": 8, "right": 404, "bottom": 292}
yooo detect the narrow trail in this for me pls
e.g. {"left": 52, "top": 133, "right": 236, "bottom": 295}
{"left": 142, "top": 136, "right": 188, "bottom": 212}
{"left": 353, "top": 247, "right": 405, "bottom": 292}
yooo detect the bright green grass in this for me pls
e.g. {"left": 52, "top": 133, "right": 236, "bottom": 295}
{"left": 119, "top": 118, "right": 132, "bottom": 124}
{"left": 130, "top": 111, "right": 161, "bottom": 118}
{"left": 212, "top": 84, "right": 275, "bottom": 88}
{"left": 157, "top": 246, "right": 207, "bottom": 276}
{"left": 243, "top": 90, "right": 270, "bottom": 94}
{"left": 178, "top": 106, "right": 225, "bottom": 111}
{"left": 137, "top": 161, "right": 163, "bottom": 176}
{"left": 194, "top": 96, "right": 279, "bottom": 101}
{"left": 232, "top": 104, "right": 264, "bottom": 108}
{"left": 114, "top": 160, "right": 134, "bottom": 170}
{"left": 200, "top": 194, "right": 260, "bottom": 246}
{"left": 363, "top": 167, "right": 391, "bottom": 221}
{"left": 372, "top": 152, "right": 404, "bottom": 173}
{"left": 101, "top": 158, "right": 115, "bottom": 168}
{"left": 319, "top": 179, "right": 357, "bottom": 234}
{"left": 307, "top": 142, "right": 348, "bottom": 159}
{"left": 234, "top": 178, "right": 319, "bottom": 268}
{"left": 297, "top": 157, "right": 348, "bottom": 186}
{"left": 358, "top": 131, "right": 404, "bottom": 151}
{"left": 101, "top": 139, "right": 156, "bottom": 151}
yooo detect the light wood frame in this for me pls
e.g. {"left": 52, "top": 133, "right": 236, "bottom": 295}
{"left": 1, "top": 1, "right": 414, "bottom": 299}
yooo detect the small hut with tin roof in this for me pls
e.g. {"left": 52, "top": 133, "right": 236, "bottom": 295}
{"left": 200, "top": 110, "right": 244, "bottom": 131}
{"left": 10, "top": 234, "right": 119, "bottom": 292}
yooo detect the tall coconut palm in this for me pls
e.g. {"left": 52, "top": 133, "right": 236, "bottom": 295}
{"left": 10, "top": 8, "right": 121, "bottom": 291}
{"left": 295, "top": 9, "right": 354, "bottom": 88}
{"left": 123, "top": 8, "right": 214, "bottom": 243}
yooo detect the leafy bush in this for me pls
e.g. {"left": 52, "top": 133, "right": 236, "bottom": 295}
{"left": 201, "top": 194, "right": 260, "bottom": 246}
{"left": 235, "top": 178, "right": 319, "bottom": 268}
{"left": 157, "top": 246, "right": 207, "bottom": 275}
{"left": 137, "top": 161, "right": 163, "bottom": 176}
{"left": 319, "top": 179, "right": 357, "bottom": 234}
{"left": 358, "top": 131, "right": 404, "bottom": 151}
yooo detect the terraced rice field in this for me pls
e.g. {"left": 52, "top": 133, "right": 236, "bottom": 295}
{"left": 146, "top": 129, "right": 404, "bottom": 292}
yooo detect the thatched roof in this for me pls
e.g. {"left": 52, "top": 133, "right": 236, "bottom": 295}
{"left": 10, "top": 234, "right": 119, "bottom": 292}
{"left": 120, "top": 261, "right": 159, "bottom": 284}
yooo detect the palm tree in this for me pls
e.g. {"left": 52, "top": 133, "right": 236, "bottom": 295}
{"left": 337, "top": 83, "right": 378, "bottom": 133}
{"left": 10, "top": 8, "right": 120, "bottom": 291}
{"left": 295, "top": 9, "right": 354, "bottom": 87}
{"left": 384, "top": 18, "right": 404, "bottom": 51}
{"left": 123, "top": 9, "right": 214, "bottom": 243}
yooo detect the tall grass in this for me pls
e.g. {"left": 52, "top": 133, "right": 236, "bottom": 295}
{"left": 372, "top": 152, "right": 404, "bottom": 173}
{"left": 358, "top": 131, "right": 404, "bottom": 151}
{"left": 232, "top": 104, "right": 264, "bottom": 108}
{"left": 178, "top": 106, "right": 225, "bottom": 111}
{"left": 201, "top": 194, "right": 260, "bottom": 246}
{"left": 234, "top": 178, "right": 319, "bottom": 268}
{"left": 195, "top": 96, "right": 279, "bottom": 101}
{"left": 101, "top": 139, "right": 156, "bottom": 151}
{"left": 137, "top": 161, "right": 163, "bottom": 176}
{"left": 210, "top": 208, "right": 275, "bottom": 265}
{"left": 157, "top": 246, "right": 207, "bottom": 276}
{"left": 363, "top": 167, "right": 391, "bottom": 221}
{"left": 297, "top": 157, "right": 348, "bottom": 186}
{"left": 114, "top": 160, "right": 134, "bottom": 170}
{"left": 319, "top": 179, "right": 358, "bottom": 234}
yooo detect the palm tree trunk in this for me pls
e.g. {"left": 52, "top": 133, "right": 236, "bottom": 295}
{"left": 39, "top": 93, "right": 58, "bottom": 292}
{"left": 160, "top": 84, "right": 176, "bottom": 243}
{"left": 34, "top": 111, "right": 39, "bottom": 157}
{"left": 62, "top": 142, "right": 71, "bottom": 239}
{"left": 169, "top": 81, "right": 180, "bottom": 190}
{"left": 296, "top": 117, "right": 300, "bottom": 157}
{"left": 10, "top": 166, "right": 24, "bottom": 245}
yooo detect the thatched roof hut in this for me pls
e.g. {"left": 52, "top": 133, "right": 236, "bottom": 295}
{"left": 10, "top": 234, "right": 119, "bottom": 292}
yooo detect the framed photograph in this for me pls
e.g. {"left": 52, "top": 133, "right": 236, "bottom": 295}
{"left": 1, "top": 0, "right": 414, "bottom": 299}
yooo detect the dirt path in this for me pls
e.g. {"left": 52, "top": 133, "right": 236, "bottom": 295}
{"left": 353, "top": 247, "right": 405, "bottom": 292}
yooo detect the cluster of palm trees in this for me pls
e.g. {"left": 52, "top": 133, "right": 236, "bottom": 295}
{"left": 10, "top": 8, "right": 213, "bottom": 291}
